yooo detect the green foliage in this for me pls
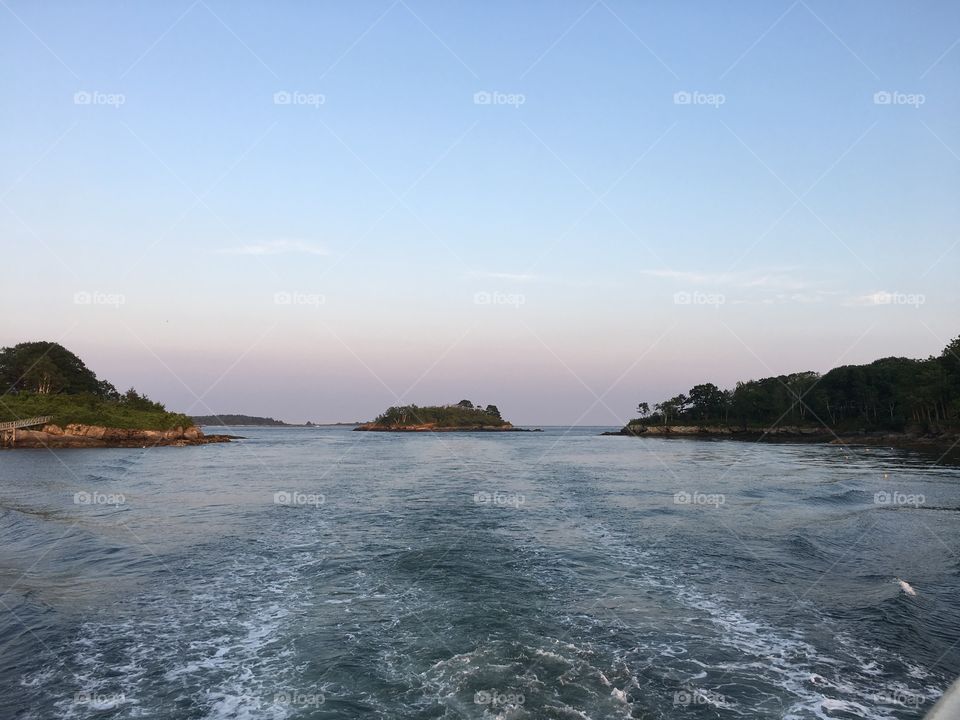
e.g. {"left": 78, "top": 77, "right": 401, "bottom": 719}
{"left": 0, "top": 341, "right": 117, "bottom": 396}
{"left": 0, "top": 392, "right": 191, "bottom": 430}
{"left": 373, "top": 403, "right": 509, "bottom": 428}
{"left": 0, "top": 340, "right": 190, "bottom": 430}
{"left": 632, "top": 335, "right": 960, "bottom": 432}
{"left": 687, "top": 383, "right": 726, "bottom": 421}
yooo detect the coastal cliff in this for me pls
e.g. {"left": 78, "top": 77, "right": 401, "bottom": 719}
{"left": 1, "top": 423, "right": 234, "bottom": 449}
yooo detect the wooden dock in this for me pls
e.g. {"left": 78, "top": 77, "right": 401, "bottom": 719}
{"left": 0, "top": 416, "right": 52, "bottom": 448}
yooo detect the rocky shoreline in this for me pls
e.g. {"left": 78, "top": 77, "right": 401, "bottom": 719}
{"left": 602, "top": 423, "right": 959, "bottom": 448}
{"left": 0, "top": 423, "right": 236, "bottom": 449}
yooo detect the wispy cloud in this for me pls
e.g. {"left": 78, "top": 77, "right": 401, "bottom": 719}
{"left": 738, "top": 274, "right": 808, "bottom": 292}
{"left": 218, "top": 239, "right": 328, "bottom": 256}
{"left": 639, "top": 269, "right": 734, "bottom": 285}
{"left": 639, "top": 267, "right": 808, "bottom": 292}
{"left": 467, "top": 271, "right": 617, "bottom": 290}
{"left": 734, "top": 292, "right": 829, "bottom": 305}
{"left": 469, "top": 271, "right": 544, "bottom": 282}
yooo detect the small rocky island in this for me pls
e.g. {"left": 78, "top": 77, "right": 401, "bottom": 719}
{"left": 0, "top": 341, "right": 233, "bottom": 449}
{"left": 355, "top": 400, "right": 537, "bottom": 432}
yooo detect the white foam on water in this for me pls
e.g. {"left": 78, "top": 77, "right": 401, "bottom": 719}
{"left": 24, "top": 516, "right": 333, "bottom": 720}
{"left": 558, "top": 517, "right": 947, "bottom": 719}
{"left": 384, "top": 638, "right": 637, "bottom": 719}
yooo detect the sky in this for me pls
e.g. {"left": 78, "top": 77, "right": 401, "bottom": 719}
{"left": 1, "top": 0, "right": 958, "bottom": 424}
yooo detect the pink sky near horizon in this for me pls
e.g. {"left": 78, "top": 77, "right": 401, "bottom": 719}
{"left": 3, "top": 305, "right": 951, "bottom": 424}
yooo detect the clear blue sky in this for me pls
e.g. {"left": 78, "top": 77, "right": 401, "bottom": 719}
{"left": 2, "top": 1, "right": 958, "bottom": 424}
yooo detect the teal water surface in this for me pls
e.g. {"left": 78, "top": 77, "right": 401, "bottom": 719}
{"left": 1, "top": 427, "right": 958, "bottom": 719}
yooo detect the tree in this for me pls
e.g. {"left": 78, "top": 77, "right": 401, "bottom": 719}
{"left": 456, "top": 399, "right": 474, "bottom": 409}
{"left": 485, "top": 404, "right": 502, "bottom": 419}
{"left": 656, "top": 398, "right": 683, "bottom": 425}
{"left": 653, "top": 402, "right": 667, "bottom": 425}
{"left": 670, "top": 394, "right": 689, "bottom": 416}
{"left": 22, "top": 355, "right": 66, "bottom": 395}
{"left": 686, "top": 383, "right": 725, "bottom": 422}
{"left": 0, "top": 341, "right": 116, "bottom": 396}
{"left": 636, "top": 402, "right": 650, "bottom": 418}
{"left": 119, "top": 388, "right": 167, "bottom": 412}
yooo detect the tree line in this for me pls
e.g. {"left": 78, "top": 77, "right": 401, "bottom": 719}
{"left": 374, "top": 400, "right": 505, "bottom": 427}
{"left": 633, "top": 335, "right": 960, "bottom": 431}
{"left": 0, "top": 341, "right": 171, "bottom": 414}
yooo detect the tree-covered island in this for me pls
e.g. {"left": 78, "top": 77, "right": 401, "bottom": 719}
{"left": 355, "top": 400, "right": 535, "bottom": 431}
{"left": 609, "top": 335, "right": 960, "bottom": 445}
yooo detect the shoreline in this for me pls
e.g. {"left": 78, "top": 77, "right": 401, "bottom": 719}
{"left": 602, "top": 424, "right": 960, "bottom": 448}
{"left": 0, "top": 423, "right": 237, "bottom": 449}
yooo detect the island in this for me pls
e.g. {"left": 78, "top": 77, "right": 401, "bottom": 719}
{"left": 0, "top": 341, "right": 234, "bottom": 448}
{"left": 354, "top": 400, "right": 538, "bottom": 432}
{"left": 605, "top": 334, "right": 960, "bottom": 447}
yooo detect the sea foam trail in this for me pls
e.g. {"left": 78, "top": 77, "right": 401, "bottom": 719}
{"left": 2, "top": 427, "right": 957, "bottom": 719}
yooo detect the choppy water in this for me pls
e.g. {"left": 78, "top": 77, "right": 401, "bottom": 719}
{"left": 1, "top": 427, "right": 959, "bottom": 719}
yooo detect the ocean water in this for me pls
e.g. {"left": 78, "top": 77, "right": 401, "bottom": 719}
{"left": 1, "top": 427, "right": 958, "bottom": 719}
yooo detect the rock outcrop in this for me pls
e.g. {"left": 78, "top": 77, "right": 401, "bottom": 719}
{"left": 613, "top": 424, "right": 827, "bottom": 438}
{"left": 0, "top": 423, "right": 234, "bottom": 449}
{"left": 602, "top": 423, "right": 959, "bottom": 447}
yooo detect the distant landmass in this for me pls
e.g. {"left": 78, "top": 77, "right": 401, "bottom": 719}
{"left": 355, "top": 400, "right": 537, "bottom": 432}
{"left": 191, "top": 415, "right": 358, "bottom": 427}
{"left": 607, "top": 333, "right": 960, "bottom": 446}
{"left": 191, "top": 414, "right": 290, "bottom": 426}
